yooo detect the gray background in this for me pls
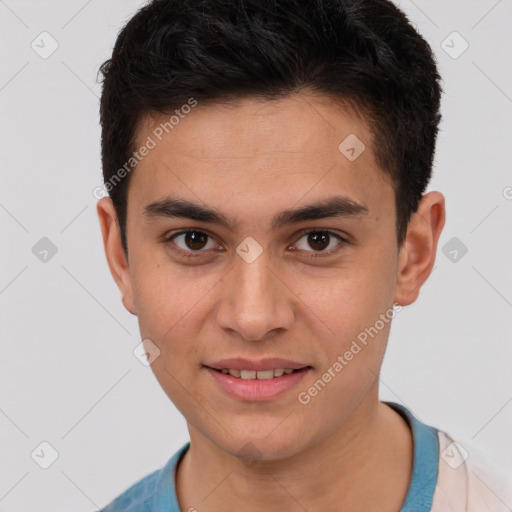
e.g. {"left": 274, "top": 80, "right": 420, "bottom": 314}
{"left": 1, "top": 0, "right": 511, "bottom": 510}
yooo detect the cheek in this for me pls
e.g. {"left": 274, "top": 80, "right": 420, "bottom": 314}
{"left": 131, "top": 263, "right": 226, "bottom": 401}
{"left": 312, "top": 256, "right": 397, "bottom": 342}
{"left": 301, "top": 253, "right": 398, "bottom": 407}
{"left": 295, "top": 284, "right": 396, "bottom": 436}
{"left": 132, "top": 265, "right": 212, "bottom": 415}
{"left": 132, "top": 255, "right": 216, "bottom": 338}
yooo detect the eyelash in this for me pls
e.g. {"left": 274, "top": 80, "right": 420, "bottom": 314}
{"left": 162, "top": 228, "right": 350, "bottom": 260}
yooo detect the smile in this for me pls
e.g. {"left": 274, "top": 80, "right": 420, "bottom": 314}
{"left": 215, "top": 368, "right": 298, "bottom": 379}
{"left": 205, "top": 365, "right": 311, "bottom": 401}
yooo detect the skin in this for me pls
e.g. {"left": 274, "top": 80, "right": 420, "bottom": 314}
{"left": 97, "top": 90, "right": 445, "bottom": 511}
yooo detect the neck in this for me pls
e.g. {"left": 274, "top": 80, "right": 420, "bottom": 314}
{"left": 175, "top": 399, "right": 413, "bottom": 512}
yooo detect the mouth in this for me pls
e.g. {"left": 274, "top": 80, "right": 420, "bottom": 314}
{"left": 207, "top": 367, "right": 308, "bottom": 380}
{"left": 203, "top": 358, "right": 312, "bottom": 401}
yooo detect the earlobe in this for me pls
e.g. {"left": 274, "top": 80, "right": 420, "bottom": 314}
{"left": 96, "top": 198, "right": 137, "bottom": 316}
{"left": 394, "top": 191, "right": 446, "bottom": 306}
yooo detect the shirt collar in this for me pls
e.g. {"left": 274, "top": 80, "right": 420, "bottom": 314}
{"left": 384, "top": 401, "right": 440, "bottom": 511}
{"left": 154, "top": 401, "right": 439, "bottom": 511}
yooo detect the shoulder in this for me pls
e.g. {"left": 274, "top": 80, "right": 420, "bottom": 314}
{"left": 98, "top": 443, "right": 189, "bottom": 512}
{"left": 100, "top": 467, "right": 161, "bottom": 512}
{"left": 432, "top": 429, "right": 512, "bottom": 512}
{"left": 464, "top": 438, "right": 512, "bottom": 511}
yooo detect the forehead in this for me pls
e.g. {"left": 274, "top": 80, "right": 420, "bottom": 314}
{"left": 128, "top": 92, "right": 392, "bottom": 228}
{"left": 135, "top": 92, "right": 373, "bottom": 161}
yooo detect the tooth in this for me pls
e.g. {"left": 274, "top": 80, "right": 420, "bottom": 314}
{"left": 283, "top": 369, "right": 294, "bottom": 375}
{"left": 228, "top": 369, "right": 241, "bottom": 377}
{"left": 221, "top": 369, "right": 229, "bottom": 374}
{"left": 240, "top": 370, "right": 257, "bottom": 380}
{"left": 256, "top": 370, "right": 274, "bottom": 380}
{"left": 273, "top": 369, "right": 285, "bottom": 377}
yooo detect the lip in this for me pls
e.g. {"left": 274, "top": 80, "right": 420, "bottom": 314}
{"left": 205, "top": 360, "right": 312, "bottom": 402}
{"left": 205, "top": 357, "right": 309, "bottom": 372}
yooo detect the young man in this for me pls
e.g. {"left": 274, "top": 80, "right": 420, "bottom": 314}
{"left": 95, "top": 0, "right": 511, "bottom": 510}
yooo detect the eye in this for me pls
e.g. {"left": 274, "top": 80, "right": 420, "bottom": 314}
{"left": 164, "top": 229, "right": 219, "bottom": 258}
{"left": 292, "top": 230, "right": 346, "bottom": 256}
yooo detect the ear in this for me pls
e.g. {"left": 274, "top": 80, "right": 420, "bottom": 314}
{"left": 394, "top": 191, "right": 446, "bottom": 306}
{"left": 96, "top": 198, "right": 137, "bottom": 315}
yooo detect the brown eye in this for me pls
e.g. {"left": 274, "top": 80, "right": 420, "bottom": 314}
{"left": 168, "top": 230, "right": 216, "bottom": 252}
{"left": 307, "top": 231, "right": 330, "bottom": 251}
{"left": 294, "top": 230, "right": 345, "bottom": 255}
{"left": 183, "top": 231, "right": 209, "bottom": 250}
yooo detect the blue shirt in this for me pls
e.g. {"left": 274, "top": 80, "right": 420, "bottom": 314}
{"left": 99, "top": 401, "right": 439, "bottom": 511}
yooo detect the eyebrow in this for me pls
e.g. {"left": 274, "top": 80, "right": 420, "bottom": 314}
{"left": 143, "top": 195, "right": 369, "bottom": 231}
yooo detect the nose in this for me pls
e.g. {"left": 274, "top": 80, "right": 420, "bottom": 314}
{"left": 215, "top": 247, "right": 295, "bottom": 342}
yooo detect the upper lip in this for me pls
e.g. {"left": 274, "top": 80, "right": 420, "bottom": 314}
{"left": 205, "top": 357, "right": 310, "bottom": 372}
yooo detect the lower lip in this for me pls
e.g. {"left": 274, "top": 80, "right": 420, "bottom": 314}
{"left": 206, "top": 367, "right": 311, "bottom": 401}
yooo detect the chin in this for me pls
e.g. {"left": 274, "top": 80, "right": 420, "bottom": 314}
{"left": 214, "top": 429, "right": 309, "bottom": 465}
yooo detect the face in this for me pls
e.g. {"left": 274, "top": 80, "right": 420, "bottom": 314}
{"left": 98, "top": 91, "right": 436, "bottom": 461}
